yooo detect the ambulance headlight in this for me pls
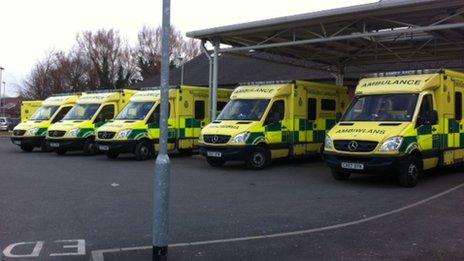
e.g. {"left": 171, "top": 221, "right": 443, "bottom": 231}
{"left": 230, "top": 132, "right": 250, "bottom": 144}
{"left": 65, "top": 128, "right": 80, "bottom": 138}
{"left": 25, "top": 128, "right": 39, "bottom": 136}
{"left": 379, "top": 136, "right": 403, "bottom": 151}
{"left": 117, "top": 129, "right": 132, "bottom": 139}
{"left": 324, "top": 135, "right": 334, "bottom": 150}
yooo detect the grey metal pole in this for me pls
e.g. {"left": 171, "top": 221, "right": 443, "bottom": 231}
{"left": 0, "top": 67, "right": 4, "bottom": 117}
{"left": 212, "top": 40, "right": 219, "bottom": 120}
{"left": 209, "top": 58, "right": 213, "bottom": 121}
{"left": 180, "top": 60, "right": 184, "bottom": 85}
{"left": 153, "top": 0, "right": 171, "bottom": 260}
{"left": 2, "top": 82, "right": 5, "bottom": 117}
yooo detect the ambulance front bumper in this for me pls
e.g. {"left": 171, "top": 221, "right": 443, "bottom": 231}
{"left": 199, "top": 145, "right": 254, "bottom": 161}
{"left": 323, "top": 152, "right": 408, "bottom": 174}
{"left": 96, "top": 140, "right": 138, "bottom": 153}
{"left": 46, "top": 138, "right": 86, "bottom": 151}
{"left": 11, "top": 136, "right": 44, "bottom": 147}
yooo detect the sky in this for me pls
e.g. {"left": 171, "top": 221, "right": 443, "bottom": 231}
{"left": 0, "top": 0, "right": 375, "bottom": 97}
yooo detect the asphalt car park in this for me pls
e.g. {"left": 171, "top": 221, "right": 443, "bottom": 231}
{"left": 1, "top": 137, "right": 464, "bottom": 260}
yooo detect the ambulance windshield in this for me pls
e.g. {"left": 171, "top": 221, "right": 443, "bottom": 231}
{"left": 217, "top": 99, "right": 269, "bottom": 121}
{"left": 30, "top": 105, "right": 59, "bottom": 121}
{"left": 116, "top": 102, "right": 155, "bottom": 120}
{"left": 342, "top": 93, "right": 418, "bottom": 122}
{"left": 63, "top": 104, "right": 100, "bottom": 120}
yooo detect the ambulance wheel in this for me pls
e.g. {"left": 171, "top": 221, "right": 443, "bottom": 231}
{"left": 134, "top": 140, "right": 152, "bottom": 161}
{"left": 83, "top": 138, "right": 97, "bottom": 155}
{"left": 331, "top": 169, "right": 351, "bottom": 180}
{"left": 41, "top": 140, "right": 51, "bottom": 152}
{"left": 106, "top": 152, "right": 119, "bottom": 159}
{"left": 398, "top": 156, "right": 422, "bottom": 187}
{"left": 20, "top": 145, "right": 34, "bottom": 152}
{"left": 55, "top": 149, "right": 67, "bottom": 155}
{"left": 246, "top": 146, "right": 270, "bottom": 170}
{"left": 206, "top": 157, "right": 225, "bottom": 167}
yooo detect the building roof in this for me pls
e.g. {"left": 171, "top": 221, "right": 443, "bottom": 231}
{"left": 132, "top": 53, "right": 349, "bottom": 88}
{"left": 187, "top": 0, "right": 464, "bottom": 69}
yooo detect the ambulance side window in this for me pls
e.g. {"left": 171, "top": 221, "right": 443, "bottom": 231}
{"left": 217, "top": 101, "right": 227, "bottom": 115}
{"left": 308, "top": 98, "right": 317, "bottom": 121}
{"left": 455, "top": 92, "right": 462, "bottom": 121}
{"left": 52, "top": 106, "right": 72, "bottom": 123}
{"left": 417, "top": 94, "right": 435, "bottom": 126}
{"left": 265, "top": 100, "right": 285, "bottom": 125}
{"left": 321, "top": 99, "right": 336, "bottom": 111}
{"left": 195, "top": 101, "right": 205, "bottom": 120}
{"left": 95, "top": 105, "right": 115, "bottom": 123}
{"left": 148, "top": 103, "right": 170, "bottom": 123}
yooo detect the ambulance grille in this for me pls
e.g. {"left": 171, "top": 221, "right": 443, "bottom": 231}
{"left": 13, "top": 130, "right": 26, "bottom": 136}
{"left": 98, "top": 131, "right": 116, "bottom": 140}
{"left": 203, "top": 135, "right": 230, "bottom": 144}
{"left": 48, "top": 130, "right": 66, "bottom": 138}
{"left": 334, "top": 140, "right": 378, "bottom": 152}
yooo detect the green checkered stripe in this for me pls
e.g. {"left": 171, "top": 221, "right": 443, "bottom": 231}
{"left": 37, "top": 128, "right": 48, "bottom": 136}
{"left": 128, "top": 117, "right": 202, "bottom": 140}
{"left": 244, "top": 118, "right": 337, "bottom": 145}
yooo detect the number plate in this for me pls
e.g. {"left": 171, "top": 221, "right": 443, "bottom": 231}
{"left": 341, "top": 162, "right": 364, "bottom": 170}
{"left": 99, "top": 145, "right": 109, "bottom": 151}
{"left": 13, "top": 140, "right": 21, "bottom": 145}
{"left": 49, "top": 142, "right": 60, "bottom": 148}
{"left": 207, "top": 151, "right": 222, "bottom": 157}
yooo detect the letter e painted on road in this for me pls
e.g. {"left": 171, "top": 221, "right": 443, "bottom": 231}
{"left": 3, "top": 241, "right": 44, "bottom": 258}
{"left": 50, "top": 239, "right": 86, "bottom": 256}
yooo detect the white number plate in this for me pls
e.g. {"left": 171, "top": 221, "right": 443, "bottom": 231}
{"left": 341, "top": 162, "right": 364, "bottom": 170}
{"left": 207, "top": 151, "right": 222, "bottom": 157}
{"left": 49, "top": 142, "right": 60, "bottom": 148}
{"left": 99, "top": 145, "right": 109, "bottom": 151}
{"left": 13, "top": 140, "right": 21, "bottom": 145}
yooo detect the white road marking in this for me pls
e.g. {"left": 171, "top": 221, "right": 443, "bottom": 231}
{"left": 50, "top": 239, "right": 86, "bottom": 256}
{"left": 91, "top": 182, "right": 464, "bottom": 261}
{"left": 110, "top": 183, "right": 119, "bottom": 187}
{"left": 3, "top": 241, "right": 44, "bottom": 258}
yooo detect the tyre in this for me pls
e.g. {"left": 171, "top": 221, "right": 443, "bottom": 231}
{"left": 398, "top": 155, "right": 422, "bottom": 187}
{"left": 206, "top": 157, "right": 225, "bottom": 167}
{"left": 55, "top": 148, "right": 67, "bottom": 155}
{"left": 245, "top": 146, "right": 270, "bottom": 170}
{"left": 83, "top": 138, "right": 97, "bottom": 155}
{"left": 106, "top": 152, "right": 119, "bottom": 159}
{"left": 331, "top": 168, "right": 351, "bottom": 180}
{"left": 40, "top": 140, "right": 51, "bottom": 152}
{"left": 134, "top": 140, "right": 152, "bottom": 161}
{"left": 20, "top": 145, "right": 34, "bottom": 152}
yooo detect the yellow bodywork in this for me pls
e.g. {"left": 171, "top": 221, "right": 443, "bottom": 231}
{"left": 200, "top": 80, "right": 349, "bottom": 160}
{"left": 12, "top": 95, "right": 80, "bottom": 142}
{"left": 46, "top": 90, "right": 136, "bottom": 150}
{"left": 95, "top": 86, "right": 233, "bottom": 153}
{"left": 326, "top": 69, "right": 464, "bottom": 171}
{"left": 20, "top": 100, "right": 43, "bottom": 122}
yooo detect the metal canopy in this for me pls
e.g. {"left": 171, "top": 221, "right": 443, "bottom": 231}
{"left": 187, "top": 0, "right": 464, "bottom": 70}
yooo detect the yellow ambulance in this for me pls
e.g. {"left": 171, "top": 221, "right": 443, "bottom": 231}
{"left": 199, "top": 80, "right": 349, "bottom": 169}
{"left": 46, "top": 89, "right": 135, "bottom": 155}
{"left": 324, "top": 69, "right": 464, "bottom": 187}
{"left": 11, "top": 94, "right": 79, "bottom": 151}
{"left": 20, "top": 100, "right": 43, "bottom": 122}
{"left": 95, "top": 85, "right": 233, "bottom": 160}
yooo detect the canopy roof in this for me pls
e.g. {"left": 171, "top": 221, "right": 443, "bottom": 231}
{"left": 187, "top": 0, "right": 464, "bottom": 71}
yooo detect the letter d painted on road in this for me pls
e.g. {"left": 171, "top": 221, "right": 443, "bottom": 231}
{"left": 3, "top": 241, "right": 44, "bottom": 258}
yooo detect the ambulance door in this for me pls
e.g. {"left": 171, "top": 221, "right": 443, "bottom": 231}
{"left": 193, "top": 99, "right": 207, "bottom": 137}
{"left": 416, "top": 93, "right": 440, "bottom": 168}
{"left": 306, "top": 95, "right": 319, "bottom": 152}
{"left": 94, "top": 104, "right": 115, "bottom": 128}
{"left": 263, "top": 99, "right": 288, "bottom": 158}
{"left": 453, "top": 84, "right": 464, "bottom": 162}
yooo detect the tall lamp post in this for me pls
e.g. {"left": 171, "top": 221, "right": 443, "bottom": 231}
{"left": 153, "top": 0, "right": 171, "bottom": 260}
{"left": 2, "top": 81, "right": 5, "bottom": 117}
{"left": 175, "top": 57, "right": 184, "bottom": 85}
{"left": 0, "top": 67, "right": 4, "bottom": 117}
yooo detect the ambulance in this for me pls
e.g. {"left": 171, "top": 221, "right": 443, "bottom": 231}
{"left": 11, "top": 94, "right": 79, "bottom": 151}
{"left": 95, "top": 85, "right": 233, "bottom": 160}
{"left": 324, "top": 69, "right": 464, "bottom": 187}
{"left": 20, "top": 100, "right": 43, "bottom": 122}
{"left": 46, "top": 89, "right": 136, "bottom": 155}
{"left": 199, "top": 81, "right": 349, "bottom": 169}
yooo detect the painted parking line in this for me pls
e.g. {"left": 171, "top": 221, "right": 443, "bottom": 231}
{"left": 91, "top": 181, "right": 464, "bottom": 261}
